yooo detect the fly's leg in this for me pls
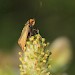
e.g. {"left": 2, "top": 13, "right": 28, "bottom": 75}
{"left": 32, "top": 29, "right": 39, "bottom": 35}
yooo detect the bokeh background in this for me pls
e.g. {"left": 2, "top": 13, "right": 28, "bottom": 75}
{"left": 0, "top": 0, "right": 75, "bottom": 75}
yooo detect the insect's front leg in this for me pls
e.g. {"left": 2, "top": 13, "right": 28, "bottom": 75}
{"left": 32, "top": 29, "right": 39, "bottom": 35}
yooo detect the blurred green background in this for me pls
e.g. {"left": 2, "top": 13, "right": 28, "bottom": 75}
{"left": 0, "top": 0, "right": 75, "bottom": 75}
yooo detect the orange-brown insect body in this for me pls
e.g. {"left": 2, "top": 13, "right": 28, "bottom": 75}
{"left": 18, "top": 19, "right": 35, "bottom": 50}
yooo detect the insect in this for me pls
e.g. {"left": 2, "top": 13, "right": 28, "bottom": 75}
{"left": 18, "top": 19, "right": 39, "bottom": 50}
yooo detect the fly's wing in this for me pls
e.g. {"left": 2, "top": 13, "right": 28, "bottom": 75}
{"left": 18, "top": 24, "right": 30, "bottom": 50}
{"left": 18, "top": 19, "right": 35, "bottom": 50}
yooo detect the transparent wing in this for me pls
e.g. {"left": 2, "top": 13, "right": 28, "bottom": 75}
{"left": 18, "top": 24, "right": 29, "bottom": 50}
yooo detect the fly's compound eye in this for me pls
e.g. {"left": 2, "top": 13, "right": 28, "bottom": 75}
{"left": 29, "top": 19, "right": 35, "bottom": 26}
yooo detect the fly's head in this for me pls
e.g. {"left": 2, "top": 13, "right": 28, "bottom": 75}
{"left": 28, "top": 19, "right": 35, "bottom": 27}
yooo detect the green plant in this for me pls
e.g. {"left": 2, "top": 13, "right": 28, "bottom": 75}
{"left": 19, "top": 34, "right": 52, "bottom": 75}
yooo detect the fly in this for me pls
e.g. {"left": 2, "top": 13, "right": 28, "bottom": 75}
{"left": 18, "top": 19, "right": 39, "bottom": 50}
